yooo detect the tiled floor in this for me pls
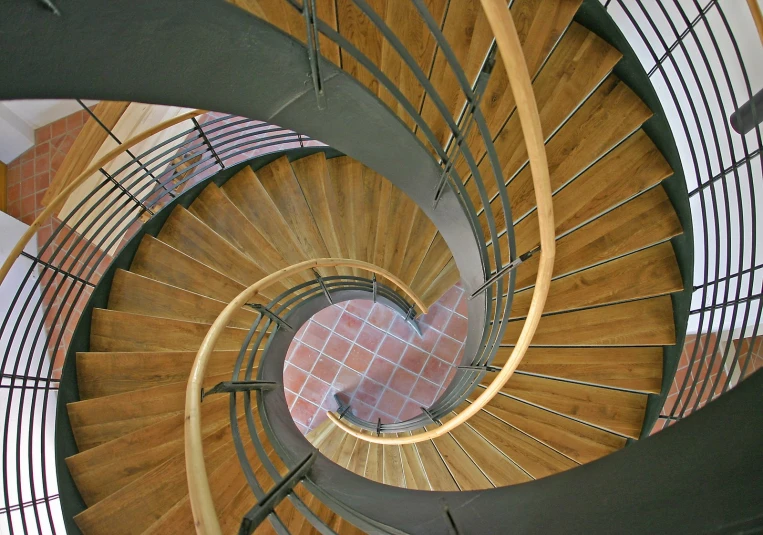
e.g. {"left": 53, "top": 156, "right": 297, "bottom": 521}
{"left": 283, "top": 284, "right": 469, "bottom": 435}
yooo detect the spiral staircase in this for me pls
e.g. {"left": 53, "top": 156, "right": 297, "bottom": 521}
{"left": 1, "top": 0, "right": 762, "bottom": 534}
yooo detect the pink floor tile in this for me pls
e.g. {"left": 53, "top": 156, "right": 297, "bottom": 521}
{"left": 285, "top": 283, "right": 469, "bottom": 434}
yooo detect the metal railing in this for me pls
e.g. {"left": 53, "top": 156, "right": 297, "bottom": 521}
{"left": 600, "top": 0, "right": 763, "bottom": 431}
{"left": 0, "top": 112, "right": 324, "bottom": 534}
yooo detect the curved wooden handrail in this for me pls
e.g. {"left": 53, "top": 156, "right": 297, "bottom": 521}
{"left": 327, "top": 0, "right": 555, "bottom": 445}
{"left": 0, "top": 108, "right": 206, "bottom": 285}
{"left": 748, "top": 0, "right": 763, "bottom": 46}
{"left": 185, "top": 258, "right": 426, "bottom": 535}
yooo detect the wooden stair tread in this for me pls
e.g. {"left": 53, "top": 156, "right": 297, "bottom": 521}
{"left": 427, "top": 423, "right": 492, "bottom": 491}
{"left": 157, "top": 206, "right": 282, "bottom": 298}
{"left": 90, "top": 308, "right": 251, "bottom": 352}
{"left": 502, "top": 296, "right": 676, "bottom": 347}
{"left": 108, "top": 269, "right": 258, "bottom": 329}
{"left": 399, "top": 433, "right": 431, "bottom": 490}
{"left": 73, "top": 420, "right": 238, "bottom": 535}
{"left": 469, "top": 388, "right": 626, "bottom": 463}
{"left": 512, "top": 129, "right": 673, "bottom": 255}
{"left": 487, "top": 373, "right": 647, "bottom": 439}
{"left": 514, "top": 185, "right": 682, "bottom": 289}
{"left": 67, "top": 371, "right": 236, "bottom": 450}
{"left": 130, "top": 235, "right": 253, "bottom": 304}
{"left": 492, "top": 346, "right": 663, "bottom": 393}
{"left": 382, "top": 442, "right": 405, "bottom": 488}
{"left": 189, "top": 182, "right": 308, "bottom": 287}
{"left": 364, "top": 442, "right": 384, "bottom": 484}
{"left": 447, "top": 416, "right": 530, "bottom": 487}
{"left": 465, "top": 409, "right": 577, "bottom": 479}
{"left": 76, "top": 350, "right": 240, "bottom": 399}
{"left": 414, "top": 439, "right": 459, "bottom": 491}
{"left": 253, "top": 156, "right": 336, "bottom": 277}
{"left": 66, "top": 396, "right": 231, "bottom": 506}
{"left": 220, "top": 166, "right": 313, "bottom": 270}
{"left": 509, "top": 242, "right": 683, "bottom": 317}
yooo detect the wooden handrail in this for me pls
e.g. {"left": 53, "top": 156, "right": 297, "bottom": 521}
{"left": 0, "top": 109, "right": 206, "bottom": 286}
{"left": 327, "top": 0, "right": 555, "bottom": 445}
{"left": 748, "top": 0, "right": 763, "bottom": 46}
{"left": 185, "top": 258, "right": 426, "bottom": 535}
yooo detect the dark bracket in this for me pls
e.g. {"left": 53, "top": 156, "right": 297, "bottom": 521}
{"left": 457, "top": 364, "right": 500, "bottom": 373}
{"left": 470, "top": 246, "right": 540, "bottom": 299}
{"left": 303, "top": 0, "right": 326, "bottom": 110}
{"left": 421, "top": 406, "right": 441, "bottom": 426}
{"left": 372, "top": 274, "right": 377, "bottom": 303}
{"left": 201, "top": 380, "right": 279, "bottom": 401}
{"left": 192, "top": 117, "right": 225, "bottom": 169}
{"left": 239, "top": 451, "right": 317, "bottom": 535}
{"left": 376, "top": 418, "right": 382, "bottom": 437}
{"left": 248, "top": 303, "right": 294, "bottom": 332}
{"left": 312, "top": 268, "right": 333, "bottom": 305}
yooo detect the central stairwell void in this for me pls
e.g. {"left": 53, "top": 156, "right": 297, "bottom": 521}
{"left": 0, "top": 0, "right": 761, "bottom": 533}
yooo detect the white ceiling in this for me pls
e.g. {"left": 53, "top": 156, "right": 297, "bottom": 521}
{"left": 0, "top": 99, "right": 98, "bottom": 164}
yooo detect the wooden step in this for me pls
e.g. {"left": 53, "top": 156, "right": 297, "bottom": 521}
{"left": 421, "top": 258, "right": 461, "bottom": 306}
{"left": 66, "top": 395, "right": 230, "bottom": 506}
{"left": 484, "top": 74, "right": 652, "bottom": 248}
{"left": 290, "top": 153, "right": 353, "bottom": 277}
{"left": 465, "top": 22, "right": 622, "bottom": 207}
{"left": 469, "top": 387, "right": 626, "bottom": 463}
{"left": 512, "top": 129, "right": 673, "bottom": 255}
{"left": 76, "top": 350, "right": 240, "bottom": 399}
{"left": 426, "top": 422, "right": 492, "bottom": 490}
{"left": 398, "top": 432, "right": 431, "bottom": 490}
{"left": 414, "top": 438, "right": 459, "bottom": 491}
{"left": 253, "top": 156, "right": 337, "bottom": 277}
{"left": 130, "top": 235, "right": 255, "bottom": 304}
{"left": 509, "top": 243, "right": 683, "bottom": 318}
{"left": 502, "top": 296, "right": 676, "bottom": 347}
{"left": 513, "top": 179, "right": 682, "bottom": 294}
{"left": 73, "top": 419, "right": 238, "bottom": 535}
{"left": 220, "top": 166, "right": 313, "bottom": 269}
{"left": 489, "top": 374, "right": 647, "bottom": 438}
{"left": 67, "top": 371, "right": 236, "bottom": 450}
{"left": 157, "top": 206, "right": 283, "bottom": 299}
{"left": 382, "top": 441, "right": 405, "bottom": 488}
{"left": 461, "top": 0, "right": 583, "bottom": 168}
{"left": 347, "top": 432, "right": 371, "bottom": 478}
{"left": 370, "top": 172, "right": 415, "bottom": 279}
{"left": 447, "top": 416, "right": 530, "bottom": 487}
{"left": 410, "top": 234, "right": 457, "bottom": 304}
{"left": 493, "top": 346, "right": 663, "bottom": 393}
{"left": 464, "top": 408, "right": 577, "bottom": 479}
{"left": 189, "top": 182, "right": 309, "bottom": 287}
{"left": 365, "top": 441, "right": 384, "bottom": 484}
{"left": 90, "top": 309, "right": 251, "bottom": 352}
{"left": 108, "top": 269, "right": 258, "bottom": 329}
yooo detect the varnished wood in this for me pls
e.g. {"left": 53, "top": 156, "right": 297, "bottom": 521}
{"left": 108, "top": 269, "right": 259, "bottom": 329}
{"left": 364, "top": 442, "right": 384, "bottom": 484}
{"left": 189, "top": 182, "right": 309, "bottom": 287}
{"left": 465, "top": 408, "right": 576, "bottom": 478}
{"left": 68, "top": 371, "right": 235, "bottom": 450}
{"left": 421, "top": 258, "right": 461, "bottom": 307}
{"left": 413, "top": 439, "right": 459, "bottom": 491}
{"left": 448, "top": 417, "right": 530, "bottom": 486}
{"left": 347, "top": 434, "right": 371, "bottom": 477}
{"left": 491, "top": 373, "right": 648, "bottom": 438}
{"left": 429, "top": 424, "right": 492, "bottom": 490}
{"left": 74, "top": 423, "right": 237, "bottom": 535}
{"left": 399, "top": 432, "right": 431, "bottom": 490}
{"left": 42, "top": 101, "right": 130, "bottom": 205}
{"left": 494, "top": 347, "right": 663, "bottom": 393}
{"left": 410, "top": 234, "right": 454, "bottom": 299}
{"left": 510, "top": 243, "right": 683, "bottom": 317}
{"left": 0, "top": 162, "right": 6, "bottom": 213}
{"left": 90, "top": 309, "right": 250, "bottom": 352}
{"left": 469, "top": 389, "right": 626, "bottom": 463}
{"left": 254, "top": 156, "right": 336, "bottom": 277}
{"left": 221, "top": 166, "right": 312, "bottom": 272}
{"left": 130, "top": 236, "right": 254, "bottom": 304}
{"left": 76, "top": 350, "right": 240, "bottom": 399}
{"left": 513, "top": 130, "right": 672, "bottom": 255}
{"left": 465, "top": 21, "right": 621, "bottom": 204}
{"left": 382, "top": 442, "right": 405, "bottom": 488}
{"left": 502, "top": 296, "right": 675, "bottom": 346}
{"left": 157, "top": 206, "right": 282, "bottom": 299}
{"left": 67, "top": 396, "right": 230, "bottom": 506}
{"left": 291, "top": 153, "right": 352, "bottom": 277}
{"left": 514, "top": 185, "right": 683, "bottom": 289}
